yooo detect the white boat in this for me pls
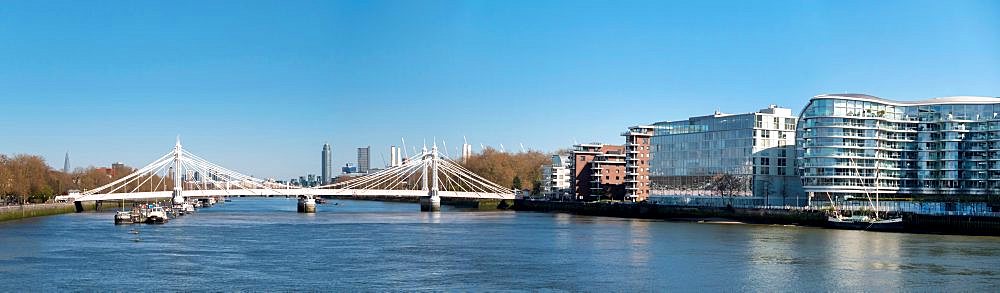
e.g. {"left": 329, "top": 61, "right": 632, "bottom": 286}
{"left": 114, "top": 211, "right": 134, "bottom": 225}
{"left": 144, "top": 206, "right": 169, "bottom": 224}
{"left": 827, "top": 212, "right": 904, "bottom": 231}
{"left": 826, "top": 157, "right": 904, "bottom": 231}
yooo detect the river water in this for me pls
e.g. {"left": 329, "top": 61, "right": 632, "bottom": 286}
{"left": 0, "top": 198, "right": 997, "bottom": 291}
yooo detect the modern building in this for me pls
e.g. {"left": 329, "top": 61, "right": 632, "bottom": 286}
{"left": 570, "top": 143, "right": 627, "bottom": 201}
{"left": 623, "top": 126, "right": 655, "bottom": 201}
{"left": 63, "top": 152, "right": 70, "bottom": 173}
{"left": 797, "top": 94, "right": 1000, "bottom": 202}
{"left": 322, "top": 143, "right": 332, "bottom": 184}
{"left": 648, "top": 105, "right": 804, "bottom": 205}
{"left": 540, "top": 154, "right": 572, "bottom": 199}
{"left": 389, "top": 146, "right": 403, "bottom": 167}
{"left": 357, "top": 146, "right": 371, "bottom": 174}
{"left": 462, "top": 141, "right": 473, "bottom": 163}
{"left": 307, "top": 174, "right": 317, "bottom": 187}
{"left": 342, "top": 163, "right": 358, "bottom": 174}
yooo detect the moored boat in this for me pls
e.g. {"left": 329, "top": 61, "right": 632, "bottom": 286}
{"left": 114, "top": 211, "right": 134, "bottom": 225}
{"left": 825, "top": 157, "right": 905, "bottom": 232}
{"left": 827, "top": 213, "right": 904, "bottom": 231}
{"left": 144, "top": 206, "right": 169, "bottom": 224}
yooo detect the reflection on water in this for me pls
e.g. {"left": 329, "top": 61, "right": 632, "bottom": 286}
{"left": 628, "top": 220, "right": 651, "bottom": 267}
{"left": 0, "top": 198, "right": 996, "bottom": 291}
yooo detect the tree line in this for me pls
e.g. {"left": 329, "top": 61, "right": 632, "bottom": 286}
{"left": 460, "top": 147, "right": 550, "bottom": 194}
{"left": 0, "top": 154, "right": 154, "bottom": 205}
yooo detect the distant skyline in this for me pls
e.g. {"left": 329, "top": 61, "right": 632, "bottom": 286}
{"left": 1, "top": 1, "right": 998, "bottom": 179}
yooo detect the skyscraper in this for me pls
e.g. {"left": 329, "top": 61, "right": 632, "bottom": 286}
{"left": 389, "top": 146, "right": 402, "bottom": 167}
{"left": 321, "top": 143, "right": 332, "bottom": 184}
{"left": 63, "top": 151, "right": 70, "bottom": 173}
{"left": 462, "top": 140, "right": 473, "bottom": 163}
{"left": 357, "top": 146, "right": 370, "bottom": 173}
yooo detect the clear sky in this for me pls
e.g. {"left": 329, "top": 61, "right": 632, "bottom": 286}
{"left": 1, "top": 0, "right": 998, "bottom": 179}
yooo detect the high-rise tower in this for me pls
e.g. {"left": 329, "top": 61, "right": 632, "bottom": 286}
{"left": 321, "top": 143, "right": 332, "bottom": 184}
{"left": 462, "top": 137, "right": 473, "bottom": 163}
{"left": 63, "top": 151, "right": 70, "bottom": 173}
{"left": 357, "top": 146, "right": 371, "bottom": 173}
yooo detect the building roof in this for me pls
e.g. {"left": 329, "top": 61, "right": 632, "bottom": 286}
{"left": 814, "top": 94, "right": 1000, "bottom": 106}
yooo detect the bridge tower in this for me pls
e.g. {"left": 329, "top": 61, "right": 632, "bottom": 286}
{"left": 420, "top": 144, "right": 441, "bottom": 211}
{"left": 172, "top": 137, "right": 185, "bottom": 205}
{"left": 420, "top": 146, "right": 428, "bottom": 191}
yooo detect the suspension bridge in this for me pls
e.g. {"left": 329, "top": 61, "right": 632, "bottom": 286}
{"left": 73, "top": 139, "right": 514, "bottom": 212}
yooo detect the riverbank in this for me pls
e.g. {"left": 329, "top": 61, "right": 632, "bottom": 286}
{"left": 513, "top": 200, "right": 1000, "bottom": 236}
{"left": 0, "top": 202, "right": 96, "bottom": 222}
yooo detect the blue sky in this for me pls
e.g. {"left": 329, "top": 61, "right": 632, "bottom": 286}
{"left": 1, "top": 0, "right": 998, "bottom": 179}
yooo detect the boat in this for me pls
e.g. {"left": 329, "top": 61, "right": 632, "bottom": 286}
{"left": 827, "top": 212, "right": 904, "bottom": 231}
{"left": 825, "top": 157, "right": 904, "bottom": 231}
{"left": 114, "top": 211, "right": 135, "bottom": 225}
{"left": 114, "top": 199, "right": 143, "bottom": 224}
{"left": 144, "top": 206, "right": 169, "bottom": 224}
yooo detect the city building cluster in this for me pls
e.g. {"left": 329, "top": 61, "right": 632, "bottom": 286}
{"left": 540, "top": 94, "right": 1000, "bottom": 206}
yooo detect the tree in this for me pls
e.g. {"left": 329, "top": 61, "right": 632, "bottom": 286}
{"left": 512, "top": 176, "right": 522, "bottom": 190}
{"left": 712, "top": 173, "right": 749, "bottom": 206}
{"left": 461, "top": 147, "right": 549, "bottom": 192}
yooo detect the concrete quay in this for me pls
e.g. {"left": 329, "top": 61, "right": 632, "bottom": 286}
{"left": 0, "top": 202, "right": 96, "bottom": 222}
{"left": 512, "top": 200, "right": 1000, "bottom": 236}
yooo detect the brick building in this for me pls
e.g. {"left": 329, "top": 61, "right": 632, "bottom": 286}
{"left": 570, "top": 143, "right": 626, "bottom": 201}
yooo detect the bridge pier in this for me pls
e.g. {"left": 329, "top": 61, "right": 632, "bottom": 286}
{"left": 419, "top": 195, "right": 441, "bottom": 212}
{"left": 297, "top": 197, "right": 316, "bottom": 213}
{"left": 420, "top": 144, "right": 442, "bottom": 212}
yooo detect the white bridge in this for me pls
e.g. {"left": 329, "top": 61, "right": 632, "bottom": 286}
{"left": 75, "top": 139, "right": 514, "bottom": 207}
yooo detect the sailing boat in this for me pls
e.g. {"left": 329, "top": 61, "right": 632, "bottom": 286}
{"left": 827, "top": 150, "right": 904, "bottom": 231}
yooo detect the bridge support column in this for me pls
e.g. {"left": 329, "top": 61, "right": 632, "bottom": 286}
{"left": 74, "top": 201, "right": 85, "bottom": 213}
{"left": 419, "top": 195, "right": 440, "bottom": 212}
{"left": 298, "top": 196, "right": 316, "bottom": 213}
{"left": 421, "top": 144, "right": 441, "bottom": 212}
{"left": 172, "top": 137, "right": 185, "bottom": 206}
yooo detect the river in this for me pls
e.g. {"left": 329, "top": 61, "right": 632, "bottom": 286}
{"left": 0, "top": 198, "right": 997, "bottom": 291}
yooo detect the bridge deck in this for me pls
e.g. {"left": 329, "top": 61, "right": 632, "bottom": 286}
{"left": 76, "top": 189, "right": 513, "bottom": 201}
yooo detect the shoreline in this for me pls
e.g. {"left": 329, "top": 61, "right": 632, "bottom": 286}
{"left": 0, "top": 202, "right": 96, "bottom": 222}
{"left": 511, "top": 200, "right": 1000, "bottom": 237}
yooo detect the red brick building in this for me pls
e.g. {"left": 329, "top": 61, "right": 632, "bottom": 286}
{"left": 623, "top": 125, "right": 654, "bottom": 201}
{"left": 570, "top": 143, "right": 626, "bottom": 201}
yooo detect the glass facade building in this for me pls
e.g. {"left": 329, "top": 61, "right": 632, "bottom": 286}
{"left": 649, "top": 105, "right": 804, "bottom": 205}
{"left": 797, "top": 94, "right": 1000, "bottom": 201}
